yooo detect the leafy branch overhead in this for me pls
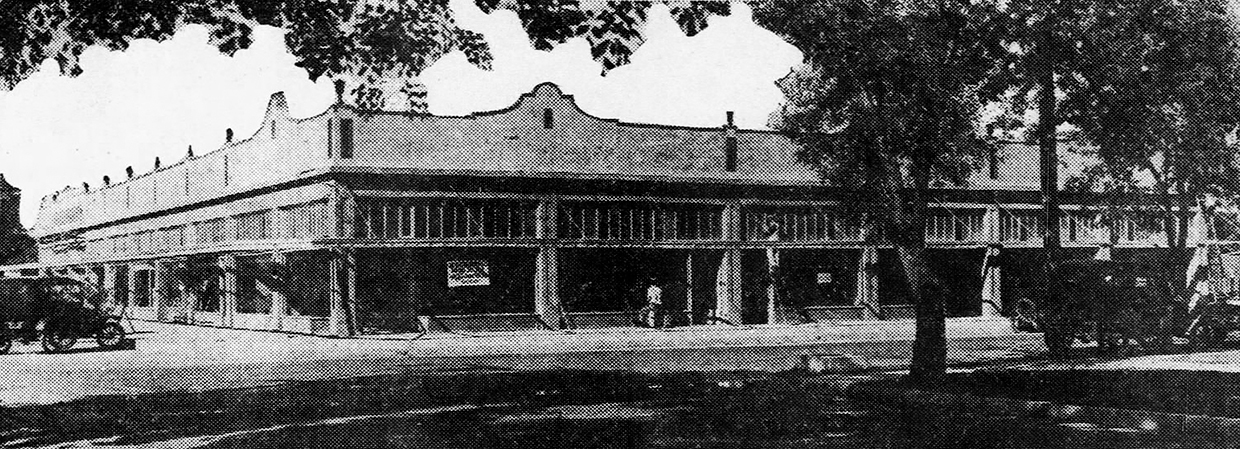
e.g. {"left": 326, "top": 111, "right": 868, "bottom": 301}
{"left": 0, "top": 0, "right": 733, "bottom": 108}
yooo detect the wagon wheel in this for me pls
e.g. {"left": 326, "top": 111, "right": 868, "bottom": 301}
{"left": 1098, "top": 310, "right": 1138, "bottom": 355}
{"left": 95, "top": 321, "right": 126, "bottom": 349}
{"left": 39, "top": 320, "right": 77, "bottom": 353}
{"left": 1137, "top": 313, "right": 1174, "bottom": 354}
{"left": 1042, "top": 326, "right": 1075, "bottom": 356}
{"left": 1187, "top": 322, "right": 1227, "bottom": 350}
{"left": 1096, "top": 325, "right": 1128, "bottom": 354}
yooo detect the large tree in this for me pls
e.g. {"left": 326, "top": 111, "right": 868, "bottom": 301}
{"left": 982, "top": 0, "right": 1100, "bottom": 251}
{"left": 0, "top": 0, "right": 730, "bottom": 107}
{"left": 753, "top": 0, "right": 1001, "bottom": 384}
{"left": 1060, "top": 0, "right": 1240, "bottom": 250}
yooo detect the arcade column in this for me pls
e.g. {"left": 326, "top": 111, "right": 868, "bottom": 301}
{"left": 152, "top": 262, "right": 170, "bottom": 321}
{"left": 103, "top": 265, "right": 120, "bottom": 307}
{"left": 714, "top": 202, "right": 744, "bottom": 324}
{"left": 980, "top": 244, "right": 1003, "bottom": 317}
{"left": 329, "top": 250, "right": 356, "bottom": 336}
{"left": 715, "top": 249, "right": 743, "bottom": 324}
{"left": 534, "top": 200, "right": 563, "bottom": 329}
{"left": 270, "top": 253, "right": 289, "bottom": 330}
{"left": 854, "top": 246, "right": 880, "bottom": 319}
{"left": 218, "top": 255, "right": 237, "bottom": 327}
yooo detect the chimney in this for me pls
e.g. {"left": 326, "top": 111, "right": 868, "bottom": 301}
{"left": 187, "top": 145, "right": 194, "bottom": 158}
{"left": 153, "top": 157, "right": 161, "bottom": 170}
{"left": 334, "top": 79, "right": 346, "bottom": 104}
{"left": 225, "top": 128, "right": 234, "bottom": 143}
{"left": 724, "top": 111, "right": 738, "bottom": 172}
{"left": 81, "top": 182, "right": 89, "bottom": 192}
{"left": 126, "top": 166, "right": 134, "bottom": 179}
{"left": 103, "top": 175, "right": 110, "bottom": 186}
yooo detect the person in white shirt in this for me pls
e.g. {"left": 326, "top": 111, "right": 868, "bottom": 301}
{"left": 643, "top": 278, "right": 663, "bottom": 328}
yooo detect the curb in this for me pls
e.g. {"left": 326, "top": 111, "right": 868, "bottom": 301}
{"left": 847, "top": 383, "right": 1240, "bottom": 443}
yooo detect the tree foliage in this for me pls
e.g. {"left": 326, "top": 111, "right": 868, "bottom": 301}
{"left": 1060, "top": 0, "right": 1240, "bottom": 247}
{"left": 754, "top": 0, "right": 1001, "bottom": 383}
{"left": 0, "top": 0, "right": 731, "bottom": 109}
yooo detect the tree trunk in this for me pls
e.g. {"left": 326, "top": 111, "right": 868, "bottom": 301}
{"left": 897, "top": 242, "right": 946, "bottom": 385}
{"left": 880, "top": 173, "right": 944, "bottom": 385}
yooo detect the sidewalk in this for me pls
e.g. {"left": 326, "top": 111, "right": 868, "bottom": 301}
{"left": 349, "top": 316, "right": 1025, "bottom": 355}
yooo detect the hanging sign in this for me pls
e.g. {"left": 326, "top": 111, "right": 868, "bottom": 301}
{"left": 447, "top": 260, "right": 490, "bottom": 287}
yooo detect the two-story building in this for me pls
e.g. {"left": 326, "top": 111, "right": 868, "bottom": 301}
{"left": 5, "top": 82, "right": 1206, "bottom": 336}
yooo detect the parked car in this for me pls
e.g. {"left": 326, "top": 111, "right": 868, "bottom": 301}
{"left": 1016, "top": 260, "right": 1183, "bottom": 355}
{"left": 0, "top": 276, "right": 126, "bottom": 353}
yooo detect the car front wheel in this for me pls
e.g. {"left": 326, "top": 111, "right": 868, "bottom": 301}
{"left": 95, "top": 321, "right": 125, "bottom": 349}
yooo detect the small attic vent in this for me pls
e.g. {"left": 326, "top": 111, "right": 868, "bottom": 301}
{"left": 988, "top": 146, "right": 998, "bottom": 179}
{"left": 543, "top": 108, "right": 553, "bottom": 129}
{"left": 339, "top": 119, "right": 354, "bottom": 158}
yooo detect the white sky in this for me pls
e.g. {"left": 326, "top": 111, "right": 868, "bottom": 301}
{"left": 0, "top": 0, "right": 802, "bottom": 228}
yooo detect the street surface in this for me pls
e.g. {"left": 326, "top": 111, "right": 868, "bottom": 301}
{"left": 0, "top": 318, "right": 1045, "bottom": 448}
{"left": 0, "top": 318, "right": 1039, "bottom": 406}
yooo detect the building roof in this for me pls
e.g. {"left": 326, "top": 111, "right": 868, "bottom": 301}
{"left": 32, "top": 82, "right": 1073, "bottom": 237}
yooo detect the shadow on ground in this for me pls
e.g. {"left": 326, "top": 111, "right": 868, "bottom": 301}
{"left": 2, "top": 369, "right": 885, "bottom": 449}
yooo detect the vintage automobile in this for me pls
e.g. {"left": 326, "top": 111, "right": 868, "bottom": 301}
{"left": 1020, "top": 260, "right": 1183, "bottom": 355}
{"left": 0, "top": 276, "right": 126, "bottom": 353}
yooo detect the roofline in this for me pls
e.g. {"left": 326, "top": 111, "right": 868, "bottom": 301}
{"left": 339, "top": 81, "right": 782, "bottom": 134}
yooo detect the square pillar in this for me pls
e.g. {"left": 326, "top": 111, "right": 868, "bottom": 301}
{"left": 534, "top": 199, "right": 563, "bottom": 329}
{"left": 329, "top": 250, "right": 355, "bottom": 336}
{"left": 535, "top": 247, "right": 563, "bottom": 329}
{"left": 270, "top": 253, "right": 288, "bottom": 330}
{"left": 715, "top": 203, "right": 744, "bottom": 324}
{"left": 218, "top": 255, "right": 237, "bottom": 327}
{"left": 854, "top": 246, "right": 880, "bottom": 319}
{"left": 715, "top": 249, "right": 743, "bottom": 324}
{"left": 103, "top": 265, "right": 120, "bottom": 308}
{"left": 152, "top": 263, "right": 170, "bottom": 321}
{"left": 684, "top": 253, "right": 695, "bottom": 324}
{"left": 981, "top": 245, "right": 1003, "bottom": 317}
{"left": 766, "top": 247, "right": 780, "bottom": 324}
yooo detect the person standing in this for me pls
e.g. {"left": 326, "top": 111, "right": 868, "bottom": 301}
{"left": 643, "top": 278, "right": 663, "bottom": 328}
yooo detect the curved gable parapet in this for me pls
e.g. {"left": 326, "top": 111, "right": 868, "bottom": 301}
{"left": 335, "top": 82, "right": 816, "bottom": 183}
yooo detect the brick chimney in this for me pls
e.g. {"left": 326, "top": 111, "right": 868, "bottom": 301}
{"left": 724, "top": 111, "right": 738, "bottom": 172}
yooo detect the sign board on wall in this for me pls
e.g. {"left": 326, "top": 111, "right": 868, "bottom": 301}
{"left": 447, "top": 260, "right": 490, "bottom": 287}
{"left": 817, "top": 272, "right": 833, "bottom": 284}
